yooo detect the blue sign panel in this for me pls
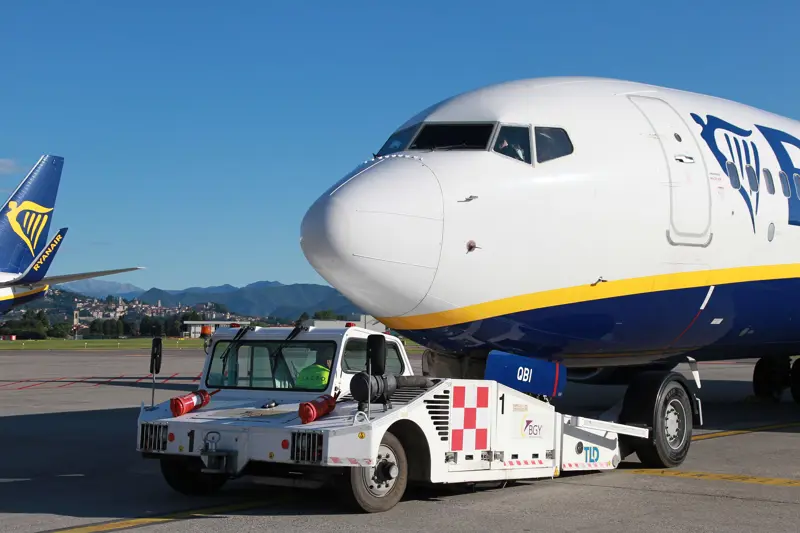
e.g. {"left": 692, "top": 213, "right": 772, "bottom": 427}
{"left": 484, "top": 350, "right": 565, "bottom": 397}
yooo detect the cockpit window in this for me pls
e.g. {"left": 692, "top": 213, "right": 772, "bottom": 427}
{"left": 535, "top": 127, "right": 574, "bottom": 163}
{"left": 493, "top": 125, "right": 532, "bottom": 164}
{"left": 407, "top": 123, "right": 495, "bottom": 151}
{"left": 376, "top": 125, "right": 419, "bottom": 157}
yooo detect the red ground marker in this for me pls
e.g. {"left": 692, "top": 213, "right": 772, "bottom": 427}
{"left": 93, "top": 375, "right": 125, "bottom": 387}
{"left": 16, "top": 377, "right": 69, "bottom": 390}
{"left": 57, "top": 377, "right": 94, "bottom": 388}
{"left": 0, "top": 379, "right": 32, "bottom": 388}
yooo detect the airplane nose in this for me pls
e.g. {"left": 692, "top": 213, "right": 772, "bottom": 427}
{"left": 301, "top": 156, "right": 443, "bottom": 318}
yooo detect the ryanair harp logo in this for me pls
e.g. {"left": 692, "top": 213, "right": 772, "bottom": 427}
{"left": 6, "top": 200, "right": 53, "bottom": 256}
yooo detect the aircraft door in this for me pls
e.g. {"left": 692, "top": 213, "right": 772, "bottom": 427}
{"left": 629, "top": 95, "right": 712, "bottom": 247}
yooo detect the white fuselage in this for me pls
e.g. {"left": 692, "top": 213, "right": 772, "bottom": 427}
{"left": 300, "top": 76, "right": 800, "bottom": 368}
{"left": 0, "top": 271, "right": 47, "bottom": 312}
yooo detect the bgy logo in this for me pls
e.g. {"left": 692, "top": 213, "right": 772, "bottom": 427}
{"left": 521, "top": 419, "right": 543, "bottom": 438}
{"left": 5, "top": 200, "right": 53, "bottom": 256}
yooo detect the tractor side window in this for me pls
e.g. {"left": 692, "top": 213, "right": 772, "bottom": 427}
{"left": 341, "top": 338, "right": 405, "bottom": 374}
{"left": 385, "top": 343, "right": 404, "bottom": 374}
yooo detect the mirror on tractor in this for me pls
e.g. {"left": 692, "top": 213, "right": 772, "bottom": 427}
{"left": 366, "top": 334, "right": 387, "bottom": 376}
{"left": 150, "top": 337, "right": 163, "bottom": 375}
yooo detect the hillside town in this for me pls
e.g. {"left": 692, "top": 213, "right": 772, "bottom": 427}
{"left": 0, "top": 287, "right": 364, "bottom": 340}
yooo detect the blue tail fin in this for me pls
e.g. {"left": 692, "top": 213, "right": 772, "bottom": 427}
{"left": 0, "top": 155, "right": 63, "bottom": 275}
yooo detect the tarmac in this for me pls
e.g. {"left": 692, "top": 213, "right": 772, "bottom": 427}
{"left": 1, "top": 348, "right": 799, "bottom": 533}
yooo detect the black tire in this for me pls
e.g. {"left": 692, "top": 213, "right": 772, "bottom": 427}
{"left": 159, "top": 456, "right": 228, "bottom": 496}
{"left": 619, "top": 371, "right": 693, "bottom": 469}
{"left": 790, "top": 358, "right": 800, "bottom": 405}
{"left": 753, "top": 357, "right": 788, "bottom": 401}
{"left": 340, "top": 430, "right": 408, "bottom": 513}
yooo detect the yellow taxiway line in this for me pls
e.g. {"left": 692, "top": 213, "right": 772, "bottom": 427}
{"left": 691, "top": 421, "right": 800, "bottom": 441}
{"left": 626, "top": 469, "right": 800, "bottom": 487}
{"left": 42, "top": 501, "right": 270, "bottom": 533}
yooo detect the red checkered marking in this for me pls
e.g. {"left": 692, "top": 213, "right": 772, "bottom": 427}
{"left": 450, "top": 384, "right": 491, "bottom": 452}
{"left": 329, "top": 457, "right": 374, "bottom": 466}
{"left": 562, "top": 461, "right": 612, "bottom": 469}
{"left": 503, "top": 459, "right": 545, "bottom": 467}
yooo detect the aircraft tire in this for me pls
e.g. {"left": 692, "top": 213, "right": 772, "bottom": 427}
{"left": 339, "top": 430, "right": 408, "bottom": 513}
{"left": 159, "top": 455, "right": 227, "bottom": 496}
{"left": 790, "top": 358, "right": 800, "bottom": 405}
{"left": 753, "top": 357, "right": 789, "bottom": 402}
{"left": 619, "top": 371, "right": 693, "bottom": 469}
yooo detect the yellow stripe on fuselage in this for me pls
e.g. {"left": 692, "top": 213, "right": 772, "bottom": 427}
{"left": 378, "top": 263, "right": 800, "bottom": 330}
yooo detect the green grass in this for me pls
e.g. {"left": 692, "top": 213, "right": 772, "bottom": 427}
{"left": 0, "top": 337, "right": 206, "bottom": 350}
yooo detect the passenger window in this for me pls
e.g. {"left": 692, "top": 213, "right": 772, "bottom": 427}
{"left": 534, "top": 127, "right": 574, "bottom": 163}
{"left": 763, "top": 169, "right": 776, "bottom": 195}
{"left": 794, "top": 174, "right": 800, "bottom": 200}
{"left": 779, "top": 171, "right": 791, "bottom": 197}
{"left": 492, "top": 125, "right": 531, "bottom": 163}
{"left": 745, "top": 165, "right": 759, "bottom": 192}
{"left": 726, "top": 161, "right": 741, "bottom": 189}
{"left": 341, "top": 338, "right": 404, "bottom": 374}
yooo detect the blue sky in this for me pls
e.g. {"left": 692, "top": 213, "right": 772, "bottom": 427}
{"left": 0, "top": 1, "right": 797, "bottom": 291}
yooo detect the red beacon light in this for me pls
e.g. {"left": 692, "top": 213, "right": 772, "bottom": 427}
{"left": 229, "top": 322, "right": 240, "bottom": 328}
{"left": 345, "top": 322, "right": 355, "bottom": 327}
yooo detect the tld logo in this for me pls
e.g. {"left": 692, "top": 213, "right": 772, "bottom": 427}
{"left": 521, "top": 419, "right": 543, "bottom": 438}
{"left": 584, "top": 446, "right": 600, "bottom": 463}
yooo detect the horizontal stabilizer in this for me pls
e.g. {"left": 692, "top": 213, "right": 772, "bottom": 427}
{"left": 0, "top": 265, "right": 144, "bottom": 289}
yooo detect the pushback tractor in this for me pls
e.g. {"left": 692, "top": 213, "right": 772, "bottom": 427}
{"left": 136, "top": 323, "right": 703, "bottom": 512}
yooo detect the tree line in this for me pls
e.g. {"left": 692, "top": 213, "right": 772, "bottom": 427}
{"left": 82, "top": 310, "right": 207, "bottom": 338}
{"left": 0, "top": 307, "right": 355, "bottom": 340}
{"left": 0, "top": 310, "right": 72, "bottom": 340}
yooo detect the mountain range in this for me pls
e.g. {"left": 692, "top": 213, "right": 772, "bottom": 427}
{"left": 57, "top": 279, "right": 363, "bottom": 319}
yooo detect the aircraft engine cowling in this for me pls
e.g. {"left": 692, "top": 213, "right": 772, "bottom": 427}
{"left": 566, "top": 363, "right": 679, "bottom": 385}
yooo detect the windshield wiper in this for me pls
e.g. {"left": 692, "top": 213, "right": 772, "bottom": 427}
{"left": 219, "top": 325, "right": 254, "bottom": 382}
{"left": 268, "top": 315, "right": 309, "bottom": 388}
{"left": 432, "top": 142, "right": 484, "bottom": 151}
